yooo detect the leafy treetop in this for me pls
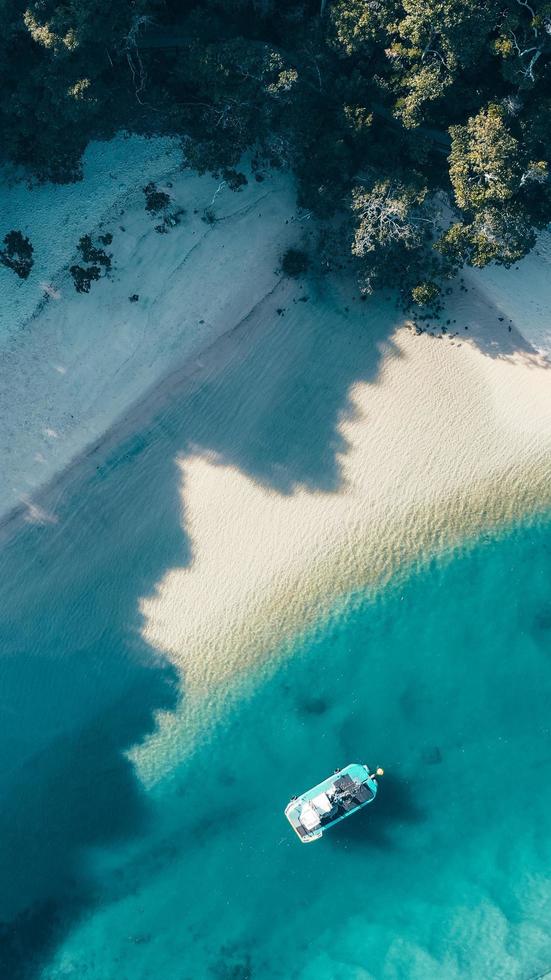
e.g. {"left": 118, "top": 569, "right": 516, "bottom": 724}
{"left": 2, "top": 0, "right": 551, "bottom": 302}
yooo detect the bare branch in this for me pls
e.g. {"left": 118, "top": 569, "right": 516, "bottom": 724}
{"left": 123, "top": 15, "right": 155, "bottom": 107}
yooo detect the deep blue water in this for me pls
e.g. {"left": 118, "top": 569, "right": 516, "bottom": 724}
{"left": 1, "top": 508, "right": 551, "bottom": 979}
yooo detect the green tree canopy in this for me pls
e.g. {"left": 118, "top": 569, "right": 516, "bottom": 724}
{"left": 2, "top": 0, "right": 551, "bottom": 301}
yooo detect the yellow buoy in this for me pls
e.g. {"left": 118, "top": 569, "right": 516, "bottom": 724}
{"left": 376, "top": 767, "right": 384, "bottom": 777}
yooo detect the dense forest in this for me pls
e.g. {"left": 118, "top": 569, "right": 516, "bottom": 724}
{"left": 2, "top": 0, "right": 551, "bottom": 304}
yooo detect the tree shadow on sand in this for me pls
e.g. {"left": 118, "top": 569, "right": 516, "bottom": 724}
{"left": 443, "top": 280, "right": 551, "bottom": 367}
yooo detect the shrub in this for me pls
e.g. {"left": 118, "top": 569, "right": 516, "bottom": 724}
{"left": 223, "top": 168, "right": 248, "bottom": 191}
{"left": 78, "top": 234, "right": 111, "bottom": 269}
{"left": 144, "top": 182, "right": 171, "bottom": 214}
{"left": 70, "top": 264, "right": 101, "bottom": 293}
{"left": 281, "top": 247, "right": 309, "bottom": 278}
{"left": 0, "top": 230, "right": 34, "bottom": 279}
{"left": 411, "top": 281, "right": 440, "bottom": 307}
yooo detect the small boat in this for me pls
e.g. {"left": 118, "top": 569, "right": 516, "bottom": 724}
{"left": 284, "top": 763, "right": 383, "bottom": 842}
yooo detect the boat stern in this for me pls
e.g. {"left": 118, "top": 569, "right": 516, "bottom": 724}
{"left": 284, "top": 800, "right": 323, "bottom": 842}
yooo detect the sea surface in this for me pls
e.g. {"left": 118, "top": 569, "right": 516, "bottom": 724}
{"left": 1, "top": 497, "right": 551, "bottom": 978}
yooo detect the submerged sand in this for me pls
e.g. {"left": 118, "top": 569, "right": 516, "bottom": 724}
{"left": 1, "top": 139, "right": 550, "bottom": 780}
{"left": 134, "top": 278, "right": 551, "bottom": 778}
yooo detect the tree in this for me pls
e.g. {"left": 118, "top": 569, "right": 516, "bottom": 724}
{"left": 442, "top": 103, "right": 550, "bottom": 266}
{"left": 448, "top": 105, "right": 522, "bottom": 211}
{"left": 388, "top": 0, "right": 494, "bottom": 127}
{"left": 1, "top": 0, "right": 551, "bottom": 295}
{"left": 437, "top": 207, "right": 537, "bottom": 268}
{"left": 350, "top": 177, "right": 434, "bottom": 294}
{"left": 329, "top": 0, "right": 392, "bottom": 56}
{"left": 494, "top": 0, "right": 551, "bottom": 88}
{"left": 0, "top": 0, "right": 151, "bottom": 179}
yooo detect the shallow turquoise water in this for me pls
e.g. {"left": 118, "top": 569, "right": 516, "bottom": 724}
{"left": 2, "top": 507, "right": 551, "bottom": 979}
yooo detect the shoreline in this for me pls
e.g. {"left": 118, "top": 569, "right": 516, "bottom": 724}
{"left": 1, "top": 141, "right": 551, "bottom": 782}
{"left": 0, "top": 152, "right": 303, "bottom": 523}
{"left": 0, "top": 273, "right": 296, "bottom": 538}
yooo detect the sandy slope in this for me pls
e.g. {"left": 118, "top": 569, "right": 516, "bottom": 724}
{"left": 133, "top": 277, "right": 551, "bottom": 779}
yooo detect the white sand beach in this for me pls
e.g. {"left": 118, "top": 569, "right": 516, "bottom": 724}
{"left": 1, "top": 137, "right": 551, "bottom": 779}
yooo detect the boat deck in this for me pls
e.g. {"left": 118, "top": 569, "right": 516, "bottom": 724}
{"left": 285, "top": 763, "right": 378, "bottom": 841}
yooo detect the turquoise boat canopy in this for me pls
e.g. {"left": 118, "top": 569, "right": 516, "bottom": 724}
{"left": 284, "top": 763, "right": 382, "bottom": 842}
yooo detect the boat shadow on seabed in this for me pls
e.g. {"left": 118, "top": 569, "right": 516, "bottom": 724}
{"left": 326, "top": 772, "right": 426, "bottom": 850}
